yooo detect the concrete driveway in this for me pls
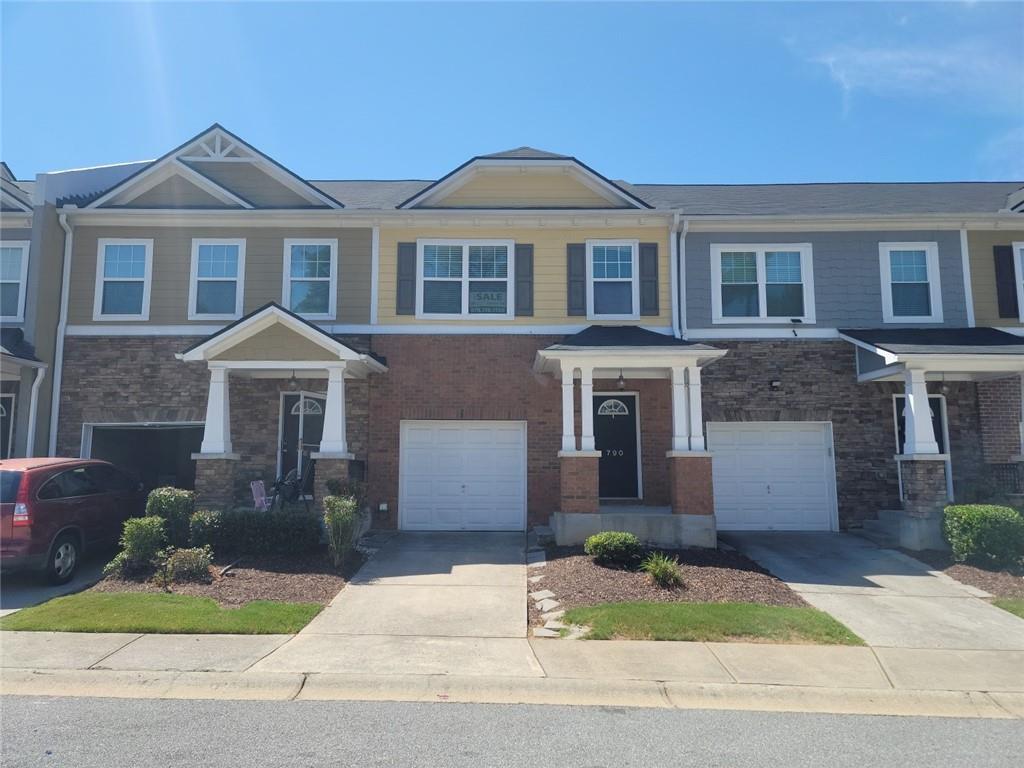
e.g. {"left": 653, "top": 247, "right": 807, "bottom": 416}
{"left": 0, "top": 555, "right": 107, "bottom": 617}
{"left": 254, "top": 532, "right": 543, "bottom": 677}
{"left": 724, "top": 533, "right": 1024, "bottom": 650}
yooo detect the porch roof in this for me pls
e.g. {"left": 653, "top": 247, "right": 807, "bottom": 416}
{"left": 841, "top": 327, "right": 1024, "bottom": 381}
{"left": 0, "top": 328, "right": 44, "bottom": 370}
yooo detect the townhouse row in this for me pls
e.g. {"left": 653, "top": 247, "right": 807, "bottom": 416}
{"left": 2, "top": 125, "right": 1024, "bottom": 550}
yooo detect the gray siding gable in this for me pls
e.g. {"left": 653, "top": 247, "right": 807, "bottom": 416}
{"left": 685, "top": 230, "right": 968, "bottom": 329}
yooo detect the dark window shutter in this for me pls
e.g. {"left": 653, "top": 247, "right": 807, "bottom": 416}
{"left": 514, "top": 244, "right": 534, "bottom": 316}
{"left": 639, "top": 242, "right": 659, "bottom": 316}
{"left": 396, "top": 242, "right": 416, "bottom": 315}
{"left": 994, "top": 245, "right": 1018, "bottom": 319}
{"left": 567, "top": 243, "right": 586, "bottom": 316}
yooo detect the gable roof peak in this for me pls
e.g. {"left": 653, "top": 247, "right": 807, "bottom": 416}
{"left": 478, "top": 147, "right": 571, "bottom": 160}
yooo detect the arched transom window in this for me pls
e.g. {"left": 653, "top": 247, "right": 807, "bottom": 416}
{"left": 597, "top": 399, "right": 630, "bottom": 417}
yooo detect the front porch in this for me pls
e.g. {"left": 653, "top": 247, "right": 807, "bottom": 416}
{"left": 177, "top": 303, "right": 386, "bottom": 507}
{"left": 842, "top": 327, "right": 1024, "bottom": 550}
{"left": 533, "top": 326, "right": 726, "bottom": 548}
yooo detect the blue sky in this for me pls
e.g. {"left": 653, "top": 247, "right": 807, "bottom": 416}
{"left": 2, "top": 1, "right": 1022, "bottom": 184}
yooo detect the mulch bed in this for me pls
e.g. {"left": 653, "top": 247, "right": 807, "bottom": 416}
{"left": 530, "top": 546, "right": 805, "bottom": 626}
{"left": 901, "top": 549, "right": 1024, "bottom": 599}
{"left": 90, "top": 548, "right": 363, "bottom": 607}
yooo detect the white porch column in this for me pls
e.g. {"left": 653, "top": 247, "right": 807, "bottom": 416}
{"left": 670, "top": 366, "right": 690, "bottom": 451}
{"left": 902, "top": 368, "right": 939, "bottom": 455}
{"left": 560, "top": 368, "right": 577, "bottom": 452}
{"left": 318, "top": 364, "right": 350, "bottom": 455}
{"left": 199, "top": 365, "right": 232, "bottom": 454}
{"left": 687, "top": 365, "right": 705, "bottom": 451}
{"left": 579, "top": 365, "right": 595, "bottom": 452}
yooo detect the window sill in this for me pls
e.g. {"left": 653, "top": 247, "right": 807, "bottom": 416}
{"left": 415, "top": 313, "right": 515, "bottom": 321}
{"left": 587, "top": 314, "right": 641, "bottom": 322}
{"left": 91, "top": 314, "right": 149, "bottom": 322}
{"left": 711, "top": 316, "right": 815, "bottom": 325}
{"left": 882, "top": 317, "right": 944, "bottom": 324}
{"left": 188, "top": 313, "right": 242, "bottom": 322}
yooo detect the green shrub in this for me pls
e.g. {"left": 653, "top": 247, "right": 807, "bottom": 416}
{"left": 146, "top": 487, "right": 196, "bottom": 546}
{"left": 641, "top": 551, "right": 684, "bottom": 589}
{"left": 944, "top": 504, "right": 1024, "bottom": 569}
{"left": 199, "top": 508, "right": 321, "bottom": 558}
{"left": 104, "top": 516, "right": 166, "bottom": 576}
{"left": 323, "top": 495, "right": 360, "bottom": 568}
{"left": 189, "top": 509, "right": 222, "bottom": 549}
{"left": 325, "top": 478, "right": 366, "bottom": 505}
{"left": 166, "top": 546, "right": 213, "bottom": 583}
{"left": 584, "top": 531, "right": 642, "bottom": 567}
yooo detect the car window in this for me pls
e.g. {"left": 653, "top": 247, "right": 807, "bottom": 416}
{"left": 37, "top": 467, "right": 101, "bottom": 500}
{"left": 0, "top": 471, "right": 22, "bottom": 503}
{"left": 86, "top": 465, "right": 134, "bottom": 493}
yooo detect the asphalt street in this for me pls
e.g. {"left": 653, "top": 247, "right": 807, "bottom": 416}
{"left": 2, "top": 696, "right": 1022, "bottom": 768}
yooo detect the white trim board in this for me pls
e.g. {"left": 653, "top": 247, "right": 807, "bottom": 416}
{"left": 66, "top": 322, "right": 678, "bottom": 337}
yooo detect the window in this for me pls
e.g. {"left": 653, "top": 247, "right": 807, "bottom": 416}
{"left": 93, "top": 239, "right": 153, "bottom": 320}
{"left": 189, "top": 239, "right": 245, "bottom": 319}
{"left": 711, "top": 244, "right": 815, "bottom": 323}
{"left": 1, "top": 241, "right": 29, "bottom": 322}
{"left": 879, "top": 242, "right": 942, "bottom": 323}
{"left": 283, "top": 239, "right": 337, "bottom": 319}
{"left": 1013, "top": 242, "right": 1024, "bottom": 323}
{"left": 416, "top": 239, "right": 514, "bottom": 318}
{"left": 585, "top": 240, "right": 639, "bottom": 319}
{"left": 37, "top": 467, "right": 100, "bottom": 500}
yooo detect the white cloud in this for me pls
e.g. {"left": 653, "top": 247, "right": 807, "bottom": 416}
{"left": 814, "top": 40, "right": 1023, "bottom": 115}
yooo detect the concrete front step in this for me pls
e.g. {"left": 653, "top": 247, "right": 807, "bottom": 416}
{"left": 853, "top": 526, "right": 898, "bottom": 549}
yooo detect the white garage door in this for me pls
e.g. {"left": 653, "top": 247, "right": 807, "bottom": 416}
{"left": 399, "top": 421, "right": 527, "bottom": 531}
{"left": 707, "top": 422, "right": 837, "bottom": 531}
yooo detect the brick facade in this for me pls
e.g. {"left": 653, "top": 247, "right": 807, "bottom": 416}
{"left": 559, "top": 454, "right": 600, "bottom": 513}
{"left": 900, "top": 459, "right": 949, "bottom": 517}
{"left": 668, "top": 454, "right": 714, "bottom": 516}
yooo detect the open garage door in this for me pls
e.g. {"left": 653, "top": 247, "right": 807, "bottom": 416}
{"left": 86, "top": 424, "right": 204, "bottom": 491}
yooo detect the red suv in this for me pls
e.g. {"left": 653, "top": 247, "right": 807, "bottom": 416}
{"left": 0, "top": 458, "right": 146, "bottom": 583}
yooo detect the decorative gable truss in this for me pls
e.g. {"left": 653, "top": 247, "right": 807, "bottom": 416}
{"left": 399, "top": 151, "right": 652, "bottom": 210}
{"left": 86, "top": 124, "right": 343, "bottom": 210}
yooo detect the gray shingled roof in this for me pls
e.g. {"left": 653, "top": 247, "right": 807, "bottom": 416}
{"left": 841, "top": 327, "right": 1024, "bottom": 356}
{"left": 553, "top": 325, "right": 719, "bottom": 350}
{"left": 311, "top": 180, "right": 432, "bottom": 210}
{"left": 0, "top": 328, "right": 41, "bottom": 362}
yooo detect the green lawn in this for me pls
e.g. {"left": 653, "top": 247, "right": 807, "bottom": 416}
{"left": 993, "top": 598, "right": 1024, "bottom": 620}
{"left": 0, "top": 592, "right": 321, "bottom": 634}
{"left": 563, "top": 601, "right": 863, "bottom": 644}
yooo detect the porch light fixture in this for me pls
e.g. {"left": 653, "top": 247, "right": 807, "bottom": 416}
{"left": 617, "top": 370, "right": 625, "bottom": 390}
{"left": 288, "top": 370, "right": 299, "bottom": 390}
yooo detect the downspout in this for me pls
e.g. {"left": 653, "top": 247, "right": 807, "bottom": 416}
{"left": 678, "top": 217, "right": 689, "bottom": 339}
{"left": 669, "top": 212, "right": 681, "bottom": 338}
{"left": 25, "top": 365, "right": 46, "bottom": 456}
{"left": 48, "top": 213, "right": 73, "bottom": 456}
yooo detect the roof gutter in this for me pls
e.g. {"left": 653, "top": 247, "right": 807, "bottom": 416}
{"left": 48, "top": 213, "right": 73, "bottom": 456}
{"left": 669, "top": 212, "right": 680, "bottom": 338}
{"left": 25, "top": 365, "right": 46, "bottom": 456}
{"left": 678, "top": 217, "right": 689, "bottom": 339}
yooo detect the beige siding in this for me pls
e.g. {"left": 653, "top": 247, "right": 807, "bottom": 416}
{"left": 123, "top": 175, "right": 231, "bottom": 208}
{"left": 968, "top": 229, "right": 1024, "bottom": 327}
{"left": 377, "top": 226, "right": 672, "bottom": 325}
{"left": 68, "top": 226, "right": 372, "bottom": 325}
{"left": 434, "top": 171, "right": 623, "bottom": 209}
{"left": 209, "top": 324, "right": 335, "bottom": 361}
{"left": 193, "top": 163, "right": 315, "bottom": 208}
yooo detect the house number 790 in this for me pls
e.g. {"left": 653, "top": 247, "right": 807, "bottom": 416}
{"left": 605, "top": 449, "right": 624, "bottom": 457}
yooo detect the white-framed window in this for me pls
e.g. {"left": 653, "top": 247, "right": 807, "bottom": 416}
{"left": 0, "top": 240, "right": 30, "bottom": 322}
{"left": 93, "top": 239, "right": 153, "bottom": 320}
{"left": 283, "top": 239, "right": 337, "bottom": 320}
{"left": 879, "top": 242, "right": 943, "bottom": 323}
{"left": 1012, "top": 241, "right": 1024, "bottom": 323}
{"left": 188, "top": 239, "right": 246, "bottom": 320}
{"left": 415, "top": 238, "right": 515, "bottom": 319}
{"left": 710, "top": 243, "right": 816, "bottom": 323}
{"left": 586, "top": 239, "right": 640, "bottom": 320}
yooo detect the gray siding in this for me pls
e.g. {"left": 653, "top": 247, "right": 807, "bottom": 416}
{"left": 685, "top": 230, "right": 968, "bottom": 329}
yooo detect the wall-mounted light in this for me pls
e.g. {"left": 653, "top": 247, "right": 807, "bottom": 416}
{"left": 288, "top": 370, "right": 299, "bottom": 390}
{"left": 617, "top": 369, "right": 626, "bottom": 390}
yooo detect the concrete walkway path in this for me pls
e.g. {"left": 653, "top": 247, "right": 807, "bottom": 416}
{"left": 724, "top": 533, "right": 1024, "bottom": 650}
{"left": 254, "top": 532, "right": 542, "bottom": 677}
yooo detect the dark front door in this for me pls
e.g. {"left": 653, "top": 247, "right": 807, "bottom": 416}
{"left": 280, "top": 392, "right": 326, "bottom": 481}
{"left": 593, "top": 394, "right": 639, "bottom": 499}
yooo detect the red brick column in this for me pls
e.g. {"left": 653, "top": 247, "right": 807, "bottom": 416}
{"left": 311, "top": 455, "right": 351, "bottom": 510}
{"left": 667, "top": 453, "right": 714, "bottom": 516}
{"left": 559, "top": 452, "right": 599, "bottom": 513}
{"left": 192, "top": 455, "right": 240, "bottom": 508}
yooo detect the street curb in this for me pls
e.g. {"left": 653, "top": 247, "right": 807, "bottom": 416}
{"left": 1, "top": 668, "right": 1019, "bottom": 719}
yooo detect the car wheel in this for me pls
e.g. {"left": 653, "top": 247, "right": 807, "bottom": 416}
{"left": 47, "top": 533, "right": 80, "bottom": 585}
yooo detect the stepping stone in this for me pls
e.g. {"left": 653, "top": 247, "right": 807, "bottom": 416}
{"left": 536, "top": 598, "right": 560, "bottom": 613}
{"left": 527, "top": 575, "right": 545, "bottom": 584}
{"left": 529, "top": 589, "right": 555, "bottom": 601}
{"left": 564, "top": 625, "right": 589, "bottom": 640}
{"left": 544, "top": 620, "right": 567, "bottom": 631}
{"left": 540, "top": 609, "right": 564, "bottom": 622}
{"left": 533, "top": 628, "right": 560, "bottom": 638}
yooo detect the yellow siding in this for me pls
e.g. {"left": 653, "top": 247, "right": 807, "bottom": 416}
{"left": 968, "top": 230, "right": 1024, "bottom": 327}
{"left": 68, "top": 226, "right": 372, "bottom": 325}
{"left": 377, "top": 226, "right": 672, "bottom": 325}
{"left": 434, "top": 171, "right": 622, "bottom": 209}
{"left": 209, "top": 324, "right": 334, "bottom": 361}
